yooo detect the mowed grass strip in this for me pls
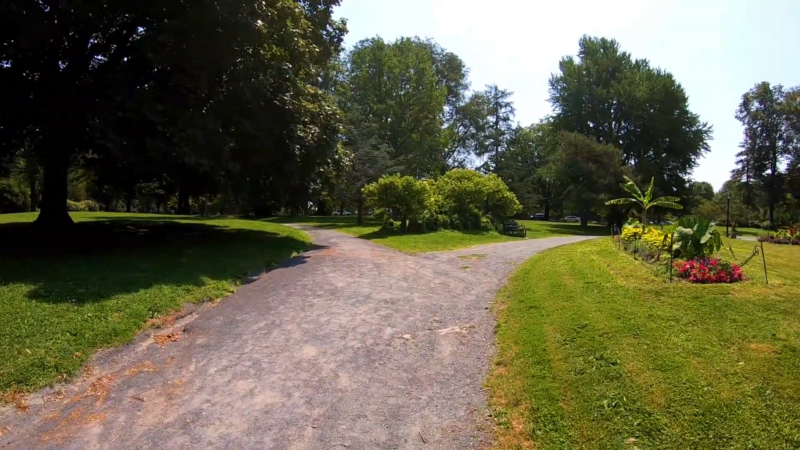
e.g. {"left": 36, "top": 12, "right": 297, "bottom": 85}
{"left": 487, "top": 238, "right": 800, "bottom": 449}
{"left": 0, "top": 212, "right": 310, "bottom": 394}
{"left": 268, "top": 215, "right": 607, "bottom": 253}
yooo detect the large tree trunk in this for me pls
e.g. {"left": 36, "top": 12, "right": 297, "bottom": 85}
{"left": 125, "top": 197, "right": 133, "bottom": 213}
{"left": 544, "top": 202, "right": 551, "bottom": 221}
{"left": 177, "top": 191, "right": 190, "bottom": 215}
{"left": 34, "top": 156, "right": 73, "bottom": 227}
{"left": 769, "top": 202, "right": 775, "bottom": 227}
{"left": 356, "top": 195, "right": 365, "bottom": 226}
{"left": 27, "top": 166, "right": 39, "bottom": 212}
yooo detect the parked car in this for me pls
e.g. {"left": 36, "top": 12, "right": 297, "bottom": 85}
{"left": 332, "top": 209, "right": 353, "bottom": 216}
{"left": 565, "top": 215, "right": 581, "bottom": 223}
{"left": 531, "top": 213, "right": 545, "bottom": 220}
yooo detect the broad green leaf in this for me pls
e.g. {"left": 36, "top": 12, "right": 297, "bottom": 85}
{"left": 605, "top": 198, "right": 639, "bottom": 206}
{"left": 650, "top": 200, "right": 683, "bottom": 210}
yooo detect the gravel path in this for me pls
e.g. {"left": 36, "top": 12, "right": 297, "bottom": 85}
{"left": 0, "top": 229, "right": 594, "bottom": 450}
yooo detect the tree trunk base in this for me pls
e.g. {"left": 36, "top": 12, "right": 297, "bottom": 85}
{"left": 34, "top": 209, "right": 74, "bottom": 228}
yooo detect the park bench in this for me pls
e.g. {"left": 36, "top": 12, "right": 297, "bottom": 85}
{"left": 500, "top": 220, "right": 527, "bottom": 237}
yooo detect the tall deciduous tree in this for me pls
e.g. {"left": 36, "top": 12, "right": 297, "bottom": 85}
{"left": 496, "top": 122, "right": 558, "bottom": 218}
{"left": 478, "top": 85, "right": 516, "bottom": 172}
{"left": 549, "top": 36, "right": 712, "bottom": 198}
{"left": 342, "top": 37, "right": 468, "bottom": 177}
{"left": 734, "top": 82, "right": 798, "bottom": 224}
{"left": 544, "top": 131, "right": 623, "bottom": 226}
{"left": 0, "top": 0, "right": 346, "bottom": 227}
{"left": 337, "top": 112, "right": 396, "bottom": 225}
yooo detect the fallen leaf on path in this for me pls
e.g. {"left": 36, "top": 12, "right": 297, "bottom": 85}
{"left": 153, "top": 332, "right": 182, "bottom": 346}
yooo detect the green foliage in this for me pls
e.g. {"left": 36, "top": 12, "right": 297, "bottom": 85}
{"left": 363, "top": 169, "right": 521, "bottom": 233}
{"left": 734, "top": 82, "right": 798, "bottom": 224}
{"left": 0, "top": 174, "right": 30, "bottom": 213}
{"left": 671, "top": 216, "right": 723, "bottom": 259}
{"left": 606, "top": 176, "right": 683, "bottom": 228}
{"left": 66, "top": 200, "right": 100, "bottom": 212}
{"left": 363, "top": 175, "right": 430, "bottom": 231}
{"left": 549, "top": 36, "right": 712, "bottom": 197}
{"left": 433, "top": 169, "right": 521, "bottom": 229}
{"left": 342, "top": 37, "right": 468, "bottom": 177}
{"left": 1, "top": 0, "right": 347, "bottom": 226}
{"left": 544, "top": 131, "right": 623, "bottom": 225}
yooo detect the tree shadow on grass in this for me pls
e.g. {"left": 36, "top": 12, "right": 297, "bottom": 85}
{"left": 0, "top": 219, "right": 315, "bottom": 305}
{"left": 263, "top": 215, "right": 381, "bottom": 230}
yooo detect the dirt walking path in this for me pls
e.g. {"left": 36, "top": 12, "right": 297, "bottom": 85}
{"left": 0, "top": 229, "right": 594, "bottom": 450}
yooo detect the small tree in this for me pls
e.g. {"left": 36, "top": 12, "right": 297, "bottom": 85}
{"left": 363, "top": 174, "right": 430, "bottom": 232}
{"left": 605, "top": 176, "right": 683, "bottom": 230}
{"left": 434, "top": 169, "right": 521, "bottom": 228}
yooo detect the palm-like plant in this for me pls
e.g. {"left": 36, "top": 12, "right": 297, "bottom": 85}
{"left": 605, "top": 176, "right": 683, "bottom": 230}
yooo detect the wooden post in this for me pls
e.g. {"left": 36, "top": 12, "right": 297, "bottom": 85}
{"left": 669, "top": 232, "right": 674, "bottom": 283}
{"left": 760, "top": 241, "right": 768, "bottom": 285}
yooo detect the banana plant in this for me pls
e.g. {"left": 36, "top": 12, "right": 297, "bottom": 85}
{"left": 605, "top": 176, "right": 683, "bottom": 231}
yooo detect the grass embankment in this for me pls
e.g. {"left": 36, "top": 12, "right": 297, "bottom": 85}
{"left": 268, "top": 216, "right": 607, "bottom": 253}
{"left": 0, "top": 212, "right": 309, "bottom": 394}
{"left": 488, "top": 238, "right": 800, "bottom": 449}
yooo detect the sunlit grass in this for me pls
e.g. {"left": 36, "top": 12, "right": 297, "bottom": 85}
{"left": 0, "top": 212, "right": 310, "bottom": 393}
{"left": 488, "top": 238, "right": 800, "bottom": 449}
{"left": 268, "top": 215, "right": 607, "bottom": 253}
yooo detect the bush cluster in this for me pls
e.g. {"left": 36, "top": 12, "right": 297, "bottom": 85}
{"left": 66, "top": 199, "right": 100, "bottom": 212}
{"left": 363, "top": 169, "right": 522, "bottom": 233}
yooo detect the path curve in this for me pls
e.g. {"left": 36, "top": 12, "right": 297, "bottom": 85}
{"left": 0, "top": 229, "right": 594, "bottom": 449}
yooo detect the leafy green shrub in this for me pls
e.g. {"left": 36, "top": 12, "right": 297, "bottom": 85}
{"left": 362, "top": 169, "right": 522, "bottom": 234}
{"left": 434, "top": 169, "right": 521, "bottom": 229}
{"left": 65, "top": 199, "right": 100, "bottom": 212}
{"left": 672, "top": 216, "right": 722, "bottom": 259}
{"left": 67, "top": 199, "right": 86, "bottom": 211}
{"left": 0, "top": 175, "right": 30, "bottom": 213}
{"left": 363, "top": 174, "right": 430, "bottom": 232}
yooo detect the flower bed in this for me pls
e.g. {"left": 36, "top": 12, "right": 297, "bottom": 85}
{"left": 673, "top": 258, "right": 744, "bottom": 284}
{"left": 759, "top": 227, "right": 800, "bottom": 245}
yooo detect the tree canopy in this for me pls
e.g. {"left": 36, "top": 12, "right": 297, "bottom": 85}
{"left": 0, "top": 0, "right": 347, "bottom": 226}
{"left": 549, "top": 36, "right": 712, "bottom": 199}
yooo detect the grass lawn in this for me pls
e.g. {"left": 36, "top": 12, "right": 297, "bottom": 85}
{"left": 736, "top": 226, "right": 765, "bottom": 237}
{"left": 0, "top": 212, "right": 310, "bottom": 395}
{"left": 487, "top": 237, "right": 800, "bottom": 449}
{"left": 268, "top": 215, "right": 608, "bottom": 253}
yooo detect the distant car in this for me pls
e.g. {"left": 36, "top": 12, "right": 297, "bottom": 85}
{"left": 532, "top": 213, "right": 545, "bottom": 220}
{"left": 342, "top": 210, "right": 353, "bottom": 216}
{"left": 565, "top": 215, "right": 581, "bottom": 223}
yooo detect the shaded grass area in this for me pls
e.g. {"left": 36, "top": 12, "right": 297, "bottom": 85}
{"left": 0, "top": 212, "right": 310, "bottom": 393}
{"left": 487, "top": 238, "right": 800, "bottom": 449}
{"left": 268, "top": 215, "right": 608, "bottom": 252}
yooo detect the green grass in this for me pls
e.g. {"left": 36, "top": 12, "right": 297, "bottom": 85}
{"left": 267, "top": 215, "right": 608, "bottom": 253}
{"left": 736, "top": 227, "right": 765, "bottom": 237}
{"left": 0, "top": 212, "right": 310, "bottom": 394}
{"left": 487, "top": 238, "right": 800, "bottom": 449}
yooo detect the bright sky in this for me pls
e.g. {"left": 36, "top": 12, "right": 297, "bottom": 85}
{"left": 334, "top": 0, "right": 800, "bottom": 191}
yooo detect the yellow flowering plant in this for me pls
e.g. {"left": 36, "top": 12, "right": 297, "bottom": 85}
{"left": 621, "top": 226, "right": 671, "bottom": 252}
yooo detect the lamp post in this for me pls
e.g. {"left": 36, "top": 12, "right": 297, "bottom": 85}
{"left": 726, "top": 193, "right": 731, "bottom": 237}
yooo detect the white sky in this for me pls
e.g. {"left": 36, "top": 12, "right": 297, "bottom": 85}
{"left": 334, "top": 0, "right": 800, "bottom": 191}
